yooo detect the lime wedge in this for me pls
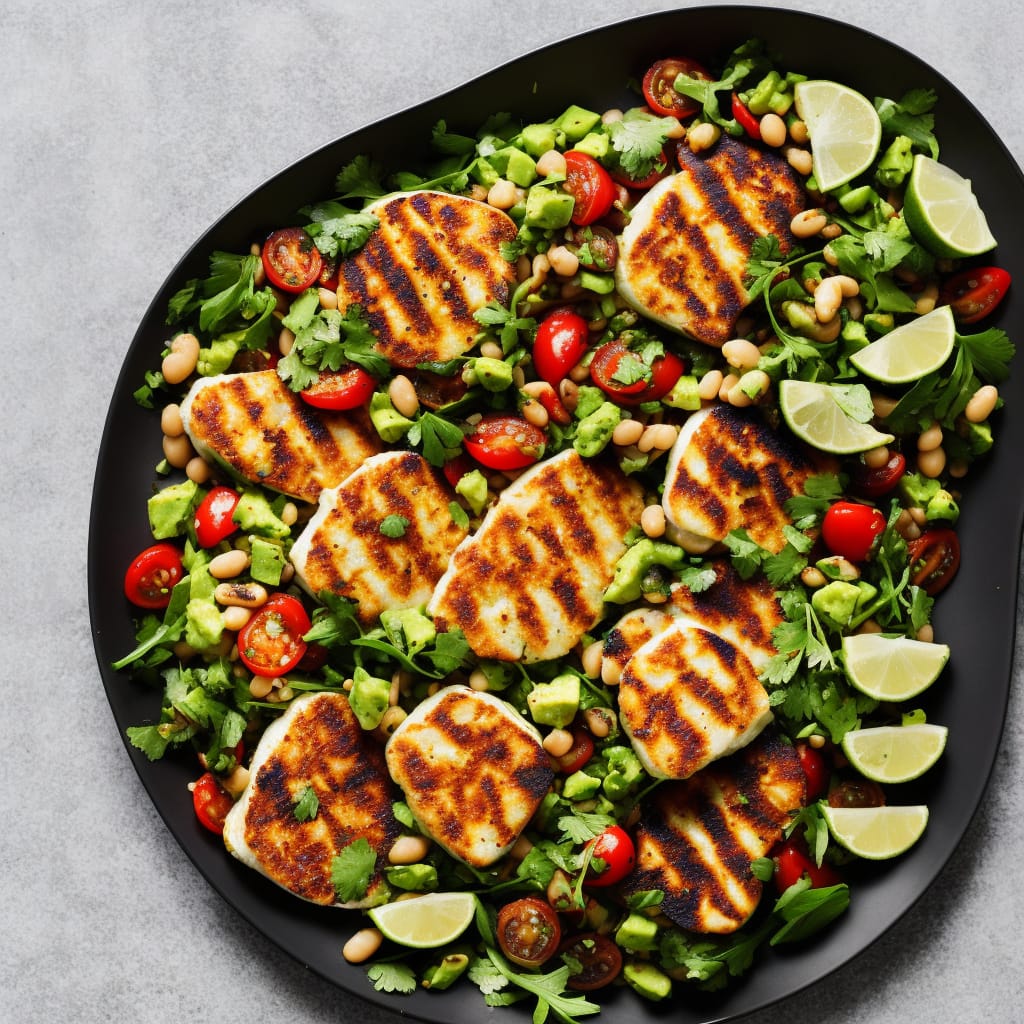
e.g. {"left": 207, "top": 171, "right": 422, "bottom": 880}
{"left": 840, "top": 723, "right": 949, "bottom": 784}
{"left": 850, "top": 305, "right": 956, "bottom": 384}
{"left": 841, "top": 633, "right": 950, "bottom": 701}
{"left": 903, "top": 154, "right": 997, "bottom": 258}
{"left": 821, "top": 804, "right": 929, "bottom": 860}
{"left": 793, "top": 80, "right": 882, "bottom": 192}
{"left": 368, "top": 891, "right": 477, "bottom": 949}
{"left": 778, "top": 379, "right": 894, "bottom": 454}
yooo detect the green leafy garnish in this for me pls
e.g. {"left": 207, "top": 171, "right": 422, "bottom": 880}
{"left": 330, "top": 838, "right": 378, "bottom": 903}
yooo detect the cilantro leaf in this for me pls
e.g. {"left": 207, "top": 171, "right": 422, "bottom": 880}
{"left": 379, "top": 515, "right": 409, "bottom": 539}
{"left": 335, "top": 154, "right": 387, "bottom": 200}
{"left": 745, "top": 235, "right": 791, "bottom": 302}
{"left": 408, "top": 411, "right": 466, "bottom": 467}
{"left": 557, "top": 810, "right": 615, "bottom": 845}
{"left": 959, "top": 326, "right": 1015, "bottom": 384}
{"left": 723, "top": 528, "right": 770, "bottom": 579}
{"left": 305, "top": 206, "right": 379, "bottom": 260}
{"left": 293, "top": 785, "right": 319, "bottom": 822}
{"left": 606, "top": 109, "right": 677, "bottom": 179}
{"left": 330, "top": 838, "right": 378, "bottom": 903}
{"left": 677, "top": 566, "right": 718, "bottom": 594}
{"left": 366, "top": 962, "right": 418, "bottom": 994}
{"left": 481, "top": 948, "right": 601, "bottom": 1024}
{"left": 874, "top": 90, "right": 939, "bottom": 158}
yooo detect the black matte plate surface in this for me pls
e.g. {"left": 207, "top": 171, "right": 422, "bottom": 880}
{"left": 89, "top": 7, "right": 1024, "bottom": 1022}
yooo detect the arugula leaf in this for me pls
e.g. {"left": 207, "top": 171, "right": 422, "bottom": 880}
{"left": 480, "top": 948, "right": 601, "bottom": 1024}
{"left": 330, "top": 838, "right": 378, "bottom": 903}
{"left": 431, "top": 119, "right": 477, "bottom": 156}
{"left": 304, "top": 591, "right": 362, "bottom": 648}
{"left": 422, "top": 629, "right": 471, "bottom": 675}
{"left": 770, "top": 880, "right": 850, "bottom": 945}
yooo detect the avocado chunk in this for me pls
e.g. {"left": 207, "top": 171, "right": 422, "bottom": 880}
{"left": 470, "top": 156, "right": 500, "bottom": 188}
{"left": 573, "top": 400, "right": 621, "bottom": 458}
{"left": 233, "top": 489, "right": 290, "bottom": 540}
{"left": 380, "top": 606, "right": 436, "bottom": 656}
{"left": 520, "top": 122, "right": 559, "bottom": 158}
{"left": 571, "top": 269, "right": 616, "bottom": 295}
{"left": 604, "top": 539, "right": 685, "bottom": 604}
{"left": 523, "top": 186, "right": 575, "bottom": 229}
{"left": 554, "top": 104, "right": 602, "bottom": 143}
{"left": 197, "top": 337, "right": 241, "bottom": 377}
{"left": 455, "top": 469, "right": 489, "bottom": 516}
{"left": 898, "top": 471, "right": 941, "bottom": 509}
{"left": 527, "top": 673, "right": 580, "bottom": 728}
{"left": 615, "top": 912, "right": 660, "bottom": 953}
{"left": 249, "top": 536, "right": 286, "bottom": 585}
{"left": 662, "top": 374, "right": 701, "bottom": 411}
{"left": 348, "top": 667, "right": 391, "bottom": 730}
{"left": 623, "top": 962, "right": 673, "bottom": 1002}
{"left": 811, "top": 579, "right": 877, "bottom": 630}
{"left": 385, "top": 862, "right": 438, "bottom": 891}
{"left": 503, "top": 148, "right": 538, "bottom": 188}
{"left": 369, "top": 392, "right": 415, "bottom": 443}
{"left": 422, "top": 952, "right": 471, "bottom": 991}
{"left": 184, "top": 598, "right": 224, "bottom": 651}
{"left": 573, "top": 130, "right": 611, "bottom": 161}
{"left": 926, "top": 488, "right": 960, "bottom": 524}
{"left": 563, "top": 769, "right": 602, "bottom": 801}
{"left": 468, "top": 356, "right": 514, "bottom": 392}
{"left": 601, "top": 745, "right": 645, "bottom": 800}
{"left": 148, "top": 479, "right": 201, "bottom": 540}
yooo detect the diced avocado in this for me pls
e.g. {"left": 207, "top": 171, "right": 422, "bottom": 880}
{"left": 184, "top": 598, "right": 223, "bottom": 651}
{"left": 864, "top": 312, "right": 894, "bottom": 336}
{"left": 523, "top": 186, "right": 575, "bottom": 229}
{"left": 469, "top": 356, "right": 514, "bottom": 392}
{"left": 249, "top": 536, "right": 286, "bottom": 585}
{"left": 623, "top": 962, "right": 673, "bottom": 1001}
{"left": 875, "top": 134, "right": 915, "bottom": 188}
{"left": 348, "top": 667, "right": 391, "bottom": 730}
{"left": 573, "top": 400, "right": 621, "bottom": 458}
{"left": 573, "top": 131, "right": 611, "bottom": 161}
{"left": 837, "top": 184, "right": 878, "bottom": 214}
{"left": 527, "top": 673, "right": 581, "bottom": 728}
{"left": 455, "top": 469, "right": 489, "bottom": 516}
{"left": 520, "top": 122, "right": 559, "bottom": 158}
{"left": 148, "top": 479, "right": 201, "bottom": 540}
{"left": 470, "top": 157, "right": 500, "bottom": 189}
{"left": 615, "top": 912, "right": 660, "bottom": 953}
{"left": 812, "top": 579, "right": 877, "bottom": 630}
{"left": 572, "top": 269, "right": 617, "bottom": 295}
{"left": 841, "top": 319, "right": 870, "bottom": 349}
{"left": 662, "top": 374, "right": 701, "bottom": 411}
{"left": 572, "top": 385, "right": 606, "bottom": 421}
{"left": 197, "top": 337, "right": 241, "bottom": 377}
{"left": 926, "top": 488, "right": 960, "bottom": 524}
{"left": 380, "top": 606, "right": 436, "bottom": 656}
{"left": 563, "top": 769, "right": 602, "bottom": 801}
{"left": 422, "top": 952, "right": 471, "bottom": 991}
{"left": 898, "top": 471, "right": 941, "bottom": 509}
{"left": 369, "top": 391, "right": 415, "bottom": 443}
{"left": 555, "top": 104, "right": 602, "bottom": 143}
{"left": 186, "top": 549, "right": 217, "bottom": 601}
{"left": 385, "top": 862, "right": 438, "bottom": 891}
{"left": 232, "top": 489, "right": 290, "bottom": 539}
{"left": 503, "top": 148, "right": 538, "bottom": 188}
{"left": 604, "top": 539, "right": 685, "bottom": 604}
{"left": 602, "top": 745, "right": 645, "bottom": 800}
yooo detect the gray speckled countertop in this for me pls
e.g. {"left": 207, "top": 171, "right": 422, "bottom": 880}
{"left": 4, "top": 1, "right": 1023, "bottom": 1021}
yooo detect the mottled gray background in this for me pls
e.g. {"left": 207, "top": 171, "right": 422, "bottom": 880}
{"left": 4, "top": 1, "right": 1022, "bottom": 1022}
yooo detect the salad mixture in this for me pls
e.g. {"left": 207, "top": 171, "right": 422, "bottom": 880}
{"left": 115, "top": 37, "right": 1014, "bottom": 1020}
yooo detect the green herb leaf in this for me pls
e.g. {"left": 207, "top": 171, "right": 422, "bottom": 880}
{"left": 293, "top": 785, "right": 320, "bottom": 822}
{"left": 379, "top": 515, "right": 410, "bottom": 539}
{"left": 366, "top": 962, "right": 418, "bottom": 994}
{"left": 330, "top": 838, "right": 378, "bottom": 903}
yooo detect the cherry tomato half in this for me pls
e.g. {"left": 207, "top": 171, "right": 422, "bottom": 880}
{"left": 731, "top": 92, "right": 762, "bottom": 141}
{"left": 589, "top": 340, "right": 685, "bottom": 406}
{"left": 192, "top": 771, "right": 235, "bottom": 835}
{"left": 611, "top": 149, "right": 672, "bottom": 191}
{"left": 124, "top": 542, "right": 185, "bottom": 609}
{"left": 563, "top": 151, "right": 616, "bottom": 226}
{"left": 496, "top": 897, "right": 562, "bottom": 968}
{"left": 827, "top": 778, "right": 886, "bottom": 809}
{"left": 570, "top": 226, "right": 620, "bottom": 273}
{"left": 585, "top": 825, "right": 636, "bottom": 887}
{"left": 641, "top": 57, "right": 711, "bottom": 119}
{"left": 464, "top": 414, "right": 546, "bottom": 471}
{"left": 822, "top": 501, "right": 886, "bottom": 562}
{"left": 533, "top": 308, "right": 590, "bottom": 387}
{"left": 318, "top": 254, "right": 340, "bottom": 290}
{"left": 299, "top": 366, "right": 376, "bottom": 410}
{"left": 194, "top": 486, "right": 241, "bottom": 549}
{"left": 552, "top": 728, "right": 595, "bottom": 775}
{"left": 940, "top": 266, "right": 1011, "bottom": 325}
{"left": 773, "top": 835, "right": 843, "bottom": 894}
{"left": 795, "top": 741, "right": 829, "bottom": 801}
{"left": 849, "top": 452, "right": 907, "bottom": 498}
{"left": 559, "top": 933, "right": 623, "bottom": 991}
{"left": 261, "top": 227, "right": 323, "bottom": 293}
{"left": 907, "top": 528, "right": 961, "bottom": 596}
{"left": 237, "top": 593, "right": 311, "bottom": 678}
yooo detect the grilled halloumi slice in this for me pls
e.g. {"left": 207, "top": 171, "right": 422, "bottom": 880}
{"left": 621, "top": 729, "right": 806, "bottom": 933}
{"left": 289, "top": 451, "right": 468, "bottom": 624}
{"left": 601, "top": 605, "right": 675, "bottom": 680}
{"left": 662, "top": 404, "right": 832, "bottom": 555}
{"left": 428, "top": 450, "right": 645, "bottom": 663}
{"left": 223, "top": 692, "right": 400, "bottom": 907}
{"left": 385, "top": 686, "right": 553, "bottom": 868}
{"left": 615, "top": 135, "right": 805, "bottom": 346}
{"left": 180, "top": 369, "right": 382, "bottom": 504}
{"left": 617, "top": 619, "right": 772, "bottom": 780}
{"left": 335, "top": 191, "right": 518, "bottom": 369}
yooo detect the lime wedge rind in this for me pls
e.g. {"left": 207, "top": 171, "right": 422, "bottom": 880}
{"left": 850, "top": 305, "right": 957, "bottom": 384}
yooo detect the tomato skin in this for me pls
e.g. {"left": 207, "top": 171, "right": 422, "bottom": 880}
{"left": 464, "top": 414, "right": 546, "bottom": 471}
{"left": 563, "top": 151, "right": 616, "bottom": 226}
{"left": 774, "top": 835, "right": 843, "bottom": 893}
{"left": 559, "top": 933, "right": 623, "bottom": 991}
{"left": 796, "top": 741, "right": 829, "bottom": 801}
{"left": 192, "top": 771, "right": 235, "bottom": 835}
{"left": 124, "top": 542, "right": 185, "bottom": 609}
{"left": 442, "top": 454, "right": 473, "bottom": 488}
{"left": 850, "top": 452, "right": 906, "bottom": 498}
{"left": 237, "top": 593, "right": 311, "bottom": 678}
{"left": 822, "top": 501, "right": 886, "bottom": 562}
{"left": 611, "top": 150, "right": 671, "bottom": 191}
{"left": 589, "top": 340, "right": 685, "bottom": 406}
{"left": 533, "top": 309, "right": 589, "bottom": 387}
{"left": 828, "top": 778, "right": 886, "bottom": 809}
{"left": 299, "top": 366, "right": 375, "bottom": 410}
{"left": 261, "top": 227, "right": 323, "bottom": 293}
{"left": 907, "top": 528, "right": 961, "bottom": 595}
{"left": 585, "top": 826, "right": 635, "bottom": 887}
{"left": 194, "top": 486, "right": 241, "bottom": 549}
{"left": 552, "top": 728, "right": 595, "bottom": 774}
{"left": 731, "top": 92, "right": 762, "bottom": 141}
{"left": 641, "top": 57, "right": 711, "bottom": 119}
{"left": 940, "top": 266, "right": 1010, "bottom": 324}
{"left": 496, "top": 897, "right": 562, "bottom": 969}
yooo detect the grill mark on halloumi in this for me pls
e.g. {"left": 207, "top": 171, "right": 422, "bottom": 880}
{"left": 289, "top": 451, "right": 468, "bottom": 624}
{"left": 180, "top": 370, "right": 382, "bottom": 504}
{"left": 223, "top": 692, "right": 399, "bottom": 907}
{"left": 336, "top": 191, "right": 517, "bottom": 369}
{"left": 428, "top": 450, "right": 644, "bottom": 663}
{"left": 385, "top": 686, "right": 554, "bottom": 867}
{"left": 621, "top": 730, "right": 806, "bottom": 933}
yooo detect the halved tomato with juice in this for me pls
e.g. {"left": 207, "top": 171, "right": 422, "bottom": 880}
{"left": 300, "top": 366, "right": 375, "bottom": 410}
{"left": 642, "top": 56, "right": 712, "bottom": 118}
{"left": 464, "top": 414, "right": 546, "bottom": 470}
{"left": 261, "top": 227, "right": 323, "bottom": 292}
{"left": 124, "top": 543, "right": 184, "bottom": 609}
{"left": 589, "top": 340, "right": 684, "bottom": 406}
{"left": 237, "top": 593, "right": 311, "bottom": 677}
{"left": 563, "top": 151, "right": 615, "bottom": 226}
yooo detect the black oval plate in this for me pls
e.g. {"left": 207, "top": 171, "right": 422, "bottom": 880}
{"left": 89, "top": 7, "right": 1024, "bottom": 1023}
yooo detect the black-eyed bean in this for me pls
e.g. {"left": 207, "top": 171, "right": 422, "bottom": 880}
{"left": 223, "top": 606, "right": 253, "bottom": 632}
{"left": 687, "top": 122, "right": 720, "bottom": 152}
{"left": 214, "top": 581, "right": 268, "bottom": 608}
{"left": 583, "top": 707, "right": 612, "bottom": 738}
{"left": 581, "top": 639, "right": 604, "bottom": 679}
{"left": 917, "top": 422, "right": 943, "bottom": 452}
{"left": 161, "top": 333, "right": 201, "bottom": 385}
{"left": 814, "top": 277, "right": 843, "bottom": 323}
{"left": 522, "top": 399, "right": 549, "bottom": 429}
{"left": 917, "top": 446, "right": 946, "bottom": 478}
{"left": 719, "top": 372, "right": 740, "bottom": 400}
{"left": 789, "top": 119, "right": 809, "bottom": 145}
{"left": 600, "top": 656, "right": 623, "bottom": 686}
{"left": 784, "top": 146, "right": 814, "bottom": 176}
{"left": 612, "top": 418, "right": 644, "bottom": 447}
{"left": 249, "top": 674, "right": 274, "bottom": 699}
{"left": 791, "top": 208, "right": 828, "bottom": 238}
{"left": 318, "top": 287, "right": 338, "bottom": 310}
{"left": 641, "top": 504, "right": 666, "bottom": 538}
{"left": 722, "top": 338, "right": 762, "bottom": 370}
{"left": 388, "top": 835, "right": 433, "bottom": 865}
{"left": 965, "top": 384, "right": 999, "bottom": 423}
{"left": 542, "top": 728, "right": 575, "bottom": 758}
{"left": 863, "top": 445, "right": 891, "bottom": 469}
{"left": 185, "top": 456, "right": 211, "bottom": 484}
{"left": 698, "top": 369, "right": 724, "bottom": 400}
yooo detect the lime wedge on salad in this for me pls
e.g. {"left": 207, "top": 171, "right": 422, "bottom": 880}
{"left": 850, "top": 304, "right": 956, "bottom": 384}
{"left": 903, "top": 154, "right": 998, "bottom": 258}
{"left": 793, "top": 79, "right": 882, "bottom": 192}
{"left": 778, "top": 379, "right": 894, "bottom": 454}
{"left": 821, "top": 804, "right": 930, "bottom": 860}
{"left": 841, "top": 633, "right": 950, "bottom": 702}
{"left": 369, "top": 891, "right": 477, "bottom": 948}
{"left": 841, "top": 724, "right": 949, "bottom": 784}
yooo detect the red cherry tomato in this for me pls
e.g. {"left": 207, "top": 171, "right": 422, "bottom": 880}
{"left": 442, "top": 454, "right": 473, "bottom": 488}
{"left": 194, "top": 486, "right": 241, "bottom": 549}
{"left": 318, "top": 254, "right": 340, "bottom": 290}
{"left": 850, "top": 452, "right": 907, "bottom": 498}
{"left": 611, "top": 149, "right": 671, "bottom": 191}
{"left": 731, "top": 92, "right": 762, "bottom": 141}
{"left": 940, "top": 266, "right": 1011, "bottom": 324}
{"left": 589, "top": 340, "right": 685, "bottom": 406}
{"left": 570, "top": 226, "right": 619, "bottom": 273}
{"left": 563, "top": 151, "right": 616, "bottom": 226}
{"left": 496, "top": 897, "right": 562, "bottom": 968}
{"left": 299, "top": 366, "right": 376, "bottom": 410}
{"left": 533, "top": 309, "right": 590, "bottom": 387}
{"left": 822, "top": 501, "right": 886, "bottom": 562}
{"left": 237, "top": 593, "right": 311, "bottom": 678}
{"left": 559, "top": 933, "right": 623, "bottom": 991}
{"left": 192, "top": 771, "right": 235, "bottom": 835}
{"left": 827, "top": 779, "right": 886, "bottom": 809}
{"left": 774, "top": 835, "right": 843, "bottom": 893}
{"left": 124, "top": 542, "right": 185, "bottom": 609}
{"left": 641, "top": 57, "right": 712, "bottom": 119}
{"left": 261, "top": 227, "right": 323, "bottom": 293}
{"left": 464, "top": 414, "right": 546, "bottom": 471}
{"left": 585, "top": 825, "right": 635, "bottom": 887}
{"left": 907, "top": 528, "right": 961, "bottom": 596}
{"left": 552, "top": 728, "right": 595, "bottom": 774}
{"left": 795, "top": 741, "right": 829, "bottom": 800}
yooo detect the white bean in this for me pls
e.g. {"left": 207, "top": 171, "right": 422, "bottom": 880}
{"left": 965, "top": 384, "right": 999, "bottom": 423}
{"left": 343, "top": 928, "right": 384, "bottom": 964}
